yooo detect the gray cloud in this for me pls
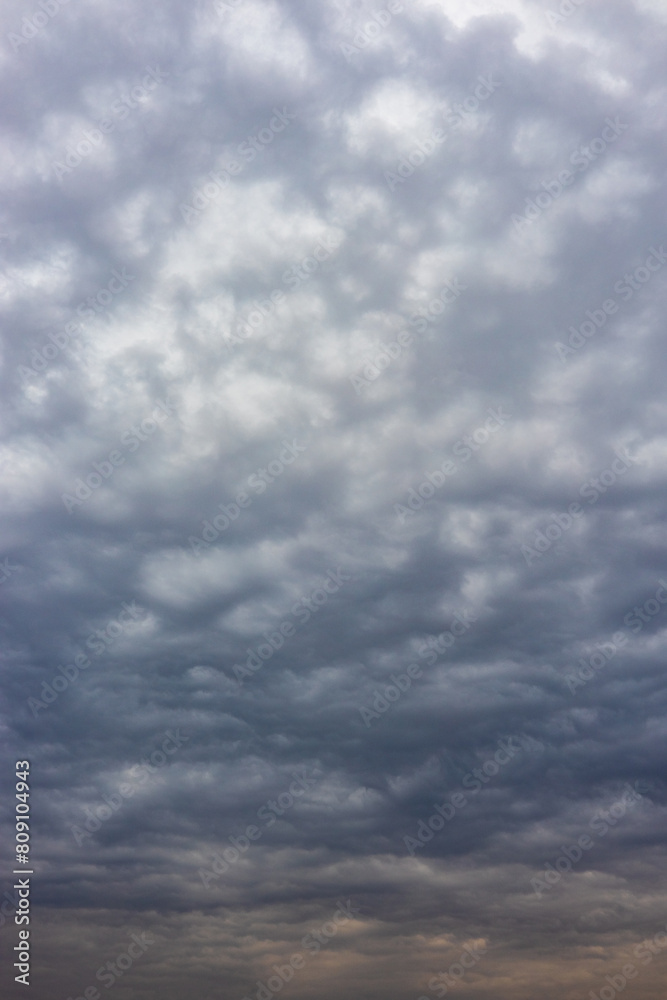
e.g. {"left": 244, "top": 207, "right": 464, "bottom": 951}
{"left": 2, "top": 0, "right": 667, "bottom": 998}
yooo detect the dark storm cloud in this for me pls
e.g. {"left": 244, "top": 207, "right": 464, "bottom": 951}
{"left": 2, "top": 1, "right": 667, "bottom": 998}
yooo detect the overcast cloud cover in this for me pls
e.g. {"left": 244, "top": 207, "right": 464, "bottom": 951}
{"left": 2, "top": 0, "right": 667, "bottom": 997}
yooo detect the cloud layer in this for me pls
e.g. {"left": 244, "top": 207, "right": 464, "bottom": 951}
{"left": 2, "top": 1, "right": 667, "bottom": 998}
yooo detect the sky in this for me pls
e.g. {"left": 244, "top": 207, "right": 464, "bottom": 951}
{"left": 2, "top": 0, "right": 667, "bottom": 998}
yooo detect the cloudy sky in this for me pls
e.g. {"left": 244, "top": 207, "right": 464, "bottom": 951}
{"left": 2, "top": 0, "right": 667, "bottom": 998}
